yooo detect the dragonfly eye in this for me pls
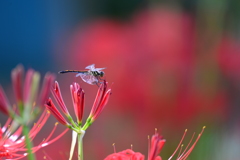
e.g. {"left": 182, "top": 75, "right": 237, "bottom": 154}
{"left": 99, "top": 71, "right": 104, "bottom": 77}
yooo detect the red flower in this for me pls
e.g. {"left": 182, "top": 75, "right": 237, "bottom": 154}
{"left": 217, "top": 37, "right": 240, "bottom": 82}
{"left": 45, "top": 80, "right": 111, "bottom": 131}
{"left": 45, "top": 98, "right": 70, "bottom": 126}
{"left": 0, "top": 64, "right": 55, "bottom": 119}
{"left": 0, "top": 65, "right": 68, "bottom": 159}
{"left": 0, "top": 109, "right": 68, "bottom": 159}
{"left": 105, "top": 149, "right": 145, "bottom": 160}
{"left": 148, "top": 132, "right": 165, "bottom": 160}
{"left": 105, "top": 127, "right": 205, "bottom": 160}
{"left": 45, "top": 80, "right": 111, "bottom": 160}
{"left": 89, "top": 80, "right": 112, "bottom": 121}
{"left": 70, "top": 82, "right": 84, "bottom": 125}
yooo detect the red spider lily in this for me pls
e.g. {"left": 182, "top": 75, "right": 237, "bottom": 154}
{"left": 104, "top": 149, "right": 145, "bottom": 160}
{"left": 0, "top": 65, "right": 58, "bottom": 159}
{"left": 45, "top": 80, "right": 111, "bottom": 160}
{"left": 0, "top": 64, "right": 55, "bottom": 119}
{"left": 148, "top": 131, "right": 165, "bottom": 160}
{"left": 104, "top": 127, "right": 205, "bottom": 160}
{"left": 0, "top": 109, "right": 68, "bottom": 159}
{"left": 45, "top": 80, "right": 111, "bottom": 131}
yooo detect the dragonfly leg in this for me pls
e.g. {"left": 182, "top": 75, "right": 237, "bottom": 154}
{"left": 93, "top": 81, "right": 101, "bottom": 87}
{"left": 98, "top": 77, "right": 106, "bottom": 81}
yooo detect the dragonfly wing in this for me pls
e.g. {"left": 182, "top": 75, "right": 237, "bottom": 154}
{"left": 85, "top": 64, "right": 95, "bottom": 70}
{"left": 76, "top": 73, "right": 98, "bottom": 85}
{"left": 94, "top": 67, "right": 106, "bottom": 71}
{"left": 85, "top": 64, "right": 106, "bottom": 71}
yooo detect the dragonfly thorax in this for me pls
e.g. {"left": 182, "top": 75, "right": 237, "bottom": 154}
{"left": 91, "top": 71, "right": 104, "bottom": 77}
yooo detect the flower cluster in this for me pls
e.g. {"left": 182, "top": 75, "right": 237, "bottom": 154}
{"left": 105, "top": 127, "right": 205, "bottom": 160}
{"left": 0, "top": 65, "right": 54, "bottom": 122}
{"left": 45, "top": 80, "right": 111, "bottom": 131}
{"left": 0, "top": 65, "right": 68, "bottom": 159}
{"left": 44, "top": 80, "right": 111, "bottom": 160}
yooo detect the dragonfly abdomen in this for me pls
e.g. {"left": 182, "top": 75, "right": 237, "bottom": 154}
{"left": 58, "top": 70, "right": 86, "bottom": 74}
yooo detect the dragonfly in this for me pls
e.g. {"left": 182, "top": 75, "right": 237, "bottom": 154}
{"left": 58, "top": 64, "right": 106, "bottom": 86}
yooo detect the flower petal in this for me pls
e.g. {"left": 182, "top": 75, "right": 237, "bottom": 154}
{"left": 45, "top": 98, "right": 69, "bottom": 126}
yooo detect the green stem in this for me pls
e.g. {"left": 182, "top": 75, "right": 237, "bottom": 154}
{"left": 82, "top": 118, "right": 93, "bottom": 130}
{"left": 68, "top": 115, "right": 79, "bottom": 129}
{"left": 22, "top": 124, "right": 36, "bottom": 160}
{"left": 78, "top": 130, "right": 85, "bottom": 160}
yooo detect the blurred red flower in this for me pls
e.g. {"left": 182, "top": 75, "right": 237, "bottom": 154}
{"left": 63, "top": 7, "right": 228, "bottom": 129}
{"left": 217, "top": 36, "right": 240, "bottom": 83}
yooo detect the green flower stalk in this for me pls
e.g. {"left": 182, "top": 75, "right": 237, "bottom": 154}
{"left": 45, "top": 80, "right": 111, "bottom": 160}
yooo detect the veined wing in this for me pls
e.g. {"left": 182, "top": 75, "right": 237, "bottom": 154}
{"left": 85, "top": 64, "right": 106, "bottom": 71}
{"left": 85, "top": 64, "right": 95, "bottom": 70}
{"left": 76, "top": 73, "right": 99, "bottom": 85}
{"left": 94, "top": 67, "right": 106, "bottom": 71}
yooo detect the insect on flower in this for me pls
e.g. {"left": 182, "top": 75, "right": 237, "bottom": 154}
{"left": 58, "top": 64, "right": 106, "bottom": 86}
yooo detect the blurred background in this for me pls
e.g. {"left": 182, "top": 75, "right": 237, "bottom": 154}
{"left": 1, "top": 0, "right": 240, "bottom": 159}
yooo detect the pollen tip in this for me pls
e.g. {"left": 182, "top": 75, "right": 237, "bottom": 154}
{"left": 185, "top": 129, "right": 188, "bottom": 132}
{"left": 55, "top": 122, "right": 59, "bottom": 126}
{"left": 33, "top": 101, "right": 36, "bottom": 106}
{"left": 112, "top": 143, "right": 116, "bottom": 153}
{"left": 181, "top": 144, "right": 184, "bottom": 147}
{"left": 47, "top": 110, "right": 50, "bottom": 114}
{"left": 203, "top": 126, "right": 206, "bottom": 129}
{"left": 148, "top": 135, "right": 150, "bottom": 139}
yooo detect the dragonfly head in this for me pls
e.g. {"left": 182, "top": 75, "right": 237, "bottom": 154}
{"left": 99, "top": 71, "right": 104, "bottom": 77}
